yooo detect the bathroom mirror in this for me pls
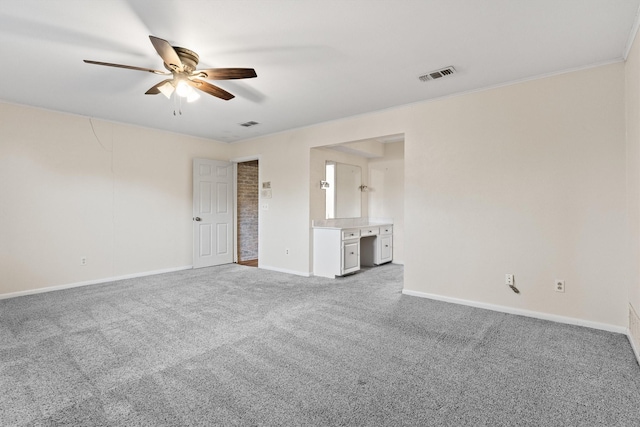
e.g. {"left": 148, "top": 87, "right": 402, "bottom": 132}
{"left": 325, "top": 161, "right": 361, "bottom": 218}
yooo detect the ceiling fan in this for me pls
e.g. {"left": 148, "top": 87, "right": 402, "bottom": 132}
{"left": 84, "top": 35, "right": 257, "bottom": 102}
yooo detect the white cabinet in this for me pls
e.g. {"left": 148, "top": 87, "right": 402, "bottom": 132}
{"left": 374, "top": 226, "right": 393, "bottom": 265}
{"left": 360, "top": 227, "right": 379, "bottom": 237}
{"left": 342, "top": 229, "right": 360, "bottom": 240}
{"left": 341, "top": 239, "right": 360, "bottom": 275}
{"left": 314, "top": 228, "right": 361, "bottom": 278}
{"left": 313, "top": 224, "right": 392, "bottom": 278}
{"left": 375, "top": 233, "right": 393, "bottom": 264}
{"left": 361, "top": 226, "right": 393, "bottom": 266}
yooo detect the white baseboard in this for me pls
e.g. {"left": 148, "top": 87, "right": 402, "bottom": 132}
{"left": 629, "top": 304, "right": 640, "bottom": 365}
{"left": 402, "top": 289, "right": 628, "bottom": 335}
{"left": 259, "top": 265, "right": 311, "bottom": 277}
{"left": 0, "top": 266, "right": 193, "bottom": 300}
{"left": 629, "top": 332, "right": 640, "bottom": 366}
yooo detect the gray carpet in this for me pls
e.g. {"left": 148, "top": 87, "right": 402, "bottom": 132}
{"left": 1, "top": 264, "right": 639, "bottom": 426}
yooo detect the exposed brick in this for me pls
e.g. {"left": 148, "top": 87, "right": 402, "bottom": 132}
{"left": 237, "top": 160, "right": 259, "bottom": 262}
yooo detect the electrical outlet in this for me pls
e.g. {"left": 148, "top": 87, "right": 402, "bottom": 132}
{"left": 555, "top": 280, "right": 565, "bottom": 293}
{"left": 80, "top": 257, "right": 87, "bottom": 266}
{"left": 261, "top": 203, "right": 269, "bottom": 210}
{"left": 285, "top": 248, "right": 290, "bottom": 255}
{"left": 505, "top": 274, "right": 514, "bottom": 286}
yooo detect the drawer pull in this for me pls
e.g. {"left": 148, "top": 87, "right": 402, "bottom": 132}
{"left": 350, "top": 252, "right": 354, "bottom": 255}
{"left": 385, "top": 245, "right": 389, "bottom": 247}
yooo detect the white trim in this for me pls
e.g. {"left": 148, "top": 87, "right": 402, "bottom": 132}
{"left": 401, "top": 289, "right": 628, "bottom": 335}
{"left": 259, "top": 265, "right": 311, "bottom": 277}
{"left": 628, "top": 331, "right": 640, "bottom": 366}
{"left": 232, "top": 162, "right": 239, "bottom": 263}
{"left": 623, "top": 4, "right": 640, "bottom": 60}
{"left": 230, "top": 154, "right": 261, "bottom": 163}
{"left": 0, "top": 266, "right": 192, "bottom": 300}
{"left": 629, "top": 303, "right": 640, "bottom": 365}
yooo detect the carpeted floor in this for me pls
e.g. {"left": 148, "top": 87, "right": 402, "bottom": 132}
{"left": 1, "top": 263, "right": 639, "bottom": 426}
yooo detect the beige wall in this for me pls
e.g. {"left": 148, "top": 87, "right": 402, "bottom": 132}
{"left": 0, "top": 103, "right": 230, "bottom": 295}
{"left": 230, "top": 133, "right": 314, "bottom": 275}
{"left": 405, "top": 63, "right": 627, "bottom": 327}
{"left": 0, "top": 60, "right": 634, "bottom": 332}
{"left": 234, "top": 62, "right": 628, "bottom": 328}
{"left": 626, "top": 26, "right": 640, "bottom": 351}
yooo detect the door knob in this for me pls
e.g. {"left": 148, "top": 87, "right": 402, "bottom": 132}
{"left": 194, "top": 217, "right": 202, "bottom": 221}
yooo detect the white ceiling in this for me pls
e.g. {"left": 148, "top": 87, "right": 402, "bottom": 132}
{"left": 1, "top": 0, "right": 639, "bottom": 143}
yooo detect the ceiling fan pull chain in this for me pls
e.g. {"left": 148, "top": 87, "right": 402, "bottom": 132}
{"left": 172, "top": 91, "right": 183, "bottom": 116}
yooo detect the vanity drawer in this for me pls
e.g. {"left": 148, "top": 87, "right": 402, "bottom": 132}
{"left": 380, "top": 225, "right": 393, "bottom": 235}
{"left": 341, "top": 229, "right": 360, "bottom": 240}
{"left": 361, "top": 227, "right": 379, "bottom": 237}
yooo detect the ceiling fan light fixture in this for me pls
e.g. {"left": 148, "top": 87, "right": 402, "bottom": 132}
{"left": 157, "top": 81, "right": 175, "bottom": 99}
{"left": 175, "top": 80, "right": 191, "bottom": 97}
{"left": 187, "top": 90, "right": 200, "bottom": 103}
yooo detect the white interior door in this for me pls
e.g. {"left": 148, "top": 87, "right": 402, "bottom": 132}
{"left": 193, "top": 158, "right": 233, "bottom": 268}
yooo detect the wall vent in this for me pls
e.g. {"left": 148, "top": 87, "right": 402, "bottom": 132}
{"left": 239, "top": 121, "right": 260, "bottom": 127}
{"left": 419, "top": 66, "right": 456, "bottom": 82}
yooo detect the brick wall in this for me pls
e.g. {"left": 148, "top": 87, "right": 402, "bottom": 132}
{"left": 237, "top": 160, "right": 259, "bottom": 261}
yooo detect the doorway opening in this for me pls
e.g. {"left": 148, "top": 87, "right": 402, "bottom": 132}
{"left": 237, "top": 160, "right": 259, "bottom": 267}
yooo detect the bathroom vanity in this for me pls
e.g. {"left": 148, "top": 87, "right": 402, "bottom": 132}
{"left": 313, "top": 219, "right": 393, "bottom": 278}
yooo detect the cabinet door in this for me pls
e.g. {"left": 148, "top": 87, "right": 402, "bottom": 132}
{"left": 377, "top": 235, "right": 393, "bottom": 264}
{"left": 342, "top": 240, "right": 360, "bottom": 274}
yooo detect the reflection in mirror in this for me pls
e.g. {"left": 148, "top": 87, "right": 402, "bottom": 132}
{"left": 325, "top": 161, "right": 361, "bottom": 219}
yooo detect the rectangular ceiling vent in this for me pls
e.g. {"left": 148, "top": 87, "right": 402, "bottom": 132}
{"left": 239, "top": 121, "right": 260, "bottom": 127}
{"left": 419, "top": 66, "right": 456, "bottom": 82}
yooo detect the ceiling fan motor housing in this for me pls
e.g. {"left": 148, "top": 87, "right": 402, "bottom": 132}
{"left": 173, "top": 46, "right": 199, "bottom": 72}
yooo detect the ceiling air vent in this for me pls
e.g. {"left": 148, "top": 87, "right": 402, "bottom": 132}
{"left": 239, "top": 121, "right": 259, "bottom": 127}
{"left": 419, "top": 66, "right": 456, "bottom": 82}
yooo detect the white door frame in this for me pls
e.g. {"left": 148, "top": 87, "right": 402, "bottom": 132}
{"left": 231, "top": 155, "right": 261, "bottom": 265}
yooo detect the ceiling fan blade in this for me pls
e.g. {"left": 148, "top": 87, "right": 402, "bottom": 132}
{"left": 145, "top": 79, "right": 173, "bottom": 95}
{"left": 83, "top": 60, "right": 169, "bottom": 75}
{"left": 149, "top": 35, "right": 183, "bottom": 72}
{"left": 194, "top": 68, "right": 257, "bottom": 80}
{"left": 188, "top": 79, "right": 235, "bottom": 100}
